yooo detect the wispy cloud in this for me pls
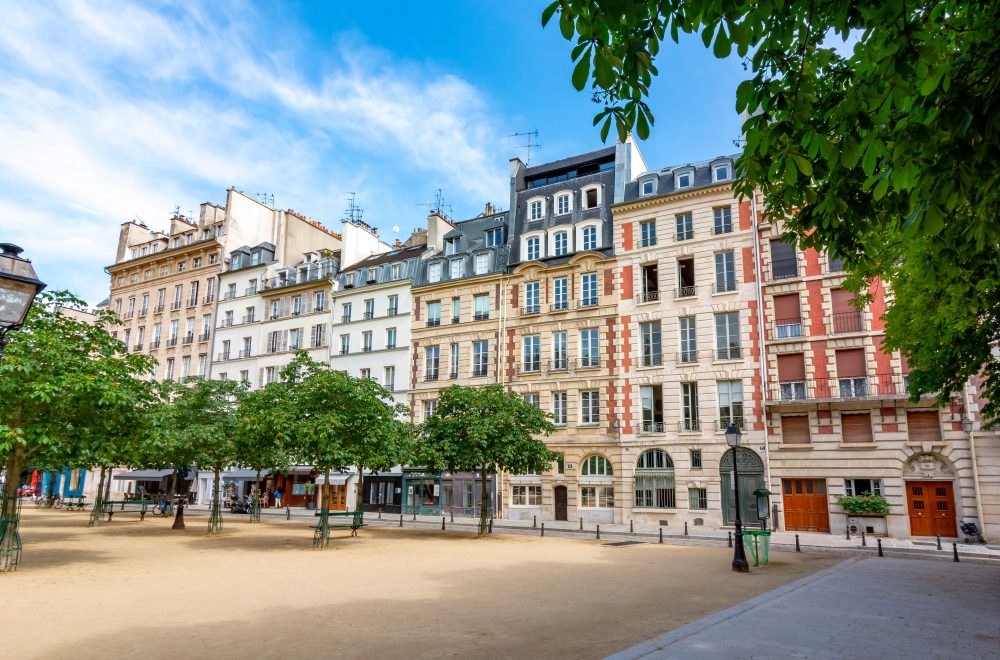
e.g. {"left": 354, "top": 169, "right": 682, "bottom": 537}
{"left": 0, "top": 0, "right": 508, "bottom": 304}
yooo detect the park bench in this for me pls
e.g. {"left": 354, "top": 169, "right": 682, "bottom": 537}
{"left": 312, "top": 510, "right": 366, "bottom": 537}
{"left": 103, "top": 499, "right": 152, "bottom": 521}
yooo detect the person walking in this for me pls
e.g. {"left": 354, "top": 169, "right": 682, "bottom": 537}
{"left": 274, "top": 488, "right": 282, "bottom": 508}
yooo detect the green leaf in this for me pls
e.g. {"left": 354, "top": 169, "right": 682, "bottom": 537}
{"left": 541, "top": 1, "right": 559, "bottom": 27}
{"left": 636, "top": 107, "right": 650, "bottom": 139}
{"left": 572, "top": 47, "right": 592, "bottom": 91}
{"left": 713, "top": 26, "right": 732, "bottom": 58}
{"left": 559, "top": 9, "right": 574, "bottom": 40}
{"left": 791, "top": 154, "right": 813, "bottom": 177}
{"left": 600, "top": 115, "right": 612, "bottom": 142}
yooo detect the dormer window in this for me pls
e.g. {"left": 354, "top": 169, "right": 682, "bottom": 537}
{"left": 640, "top": 178, "right": 656, "bottom": 196}
{"left": 526, "top": 236, "right": 541, "bottom": 261}
{"left": 529, "top": 199, "right": 544, "bottom": 221}
{"left": 675, "top": 170, "right": 693, "bottom": 189}
{"left": 583, "top": 186, "right": 600, "bottom": 209}
{"left": 429, "top": 262, "right": 442, "bottom": 283}
{"left": 232, "top": 254, "right": 243, "bottom": 269}
{"left": 445, "top": 237, "right": 460, "bottom": 255}
{"left": 556, "top": 193, "right": 571, "bottom": 215}
{"left": 713, "top": 162, "right": 732, "bottom": 182}
{"left": 251, "top": 251, "right": 261, "bottom": 265}
{"left": 392, "top": 263, "right": 401, "bottom": 279}
{"left": 486, "top": 227, "right": 504, "bottom": 246}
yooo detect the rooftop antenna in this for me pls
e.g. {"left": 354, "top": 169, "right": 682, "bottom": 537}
{"left": 415, "top": 188, "right": 452, "bottom": 219}
{"left": 511, "top": 129, "right": 541, "bottom": 165}
{"left": 345, "top": 192, "right": 364, "bottom": 223}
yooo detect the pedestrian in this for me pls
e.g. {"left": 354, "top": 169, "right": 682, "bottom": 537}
{"left": 274, "top": 488, "right": 282, "bottom": 508}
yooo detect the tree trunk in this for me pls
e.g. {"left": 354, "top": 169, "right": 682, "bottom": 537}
{"left": 1, "top": 446, "right": 26, "bottom": 572}
{"left": 89, "top": 465, "right": 107, "bottom": 527}
{"left": 479, "top": 464, "right": 489, "bottom": 537}
{"left": 251, "top": 469, "right": 261, "bottom": 523}
{"left": 167, "top": 466, "right": 178, "bottom": 517}
{"left": 208, "top": 467, "right": 223, "bottom": 534}
{"left": 1, "top": 448, "right": 23, "bottom": 524}
{"left": 355, "top": 465, "right": 364, "bottom": 515}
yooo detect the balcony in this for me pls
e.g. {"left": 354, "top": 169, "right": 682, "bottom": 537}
{"left": 718, "top": 417, "right": 746, "bottom": 431}
{"left": 154, "top": 305, "right": 164, "bottom": 314}
{"left": 167, "top": 338, "right": 178, "bottom": 347}
{"left": 772, "top": 319, "right": 805, "bottom": 340}
{"left": 674, "top": 286, "right": 697, "bottom": 299}
{"left": 150, "top": 340, "right": 160, "bottom": 349}
{"left": 133, "top": 343, "right": 143, "bottom": 351}
{"left": 578, "top": 356, "right": 600, "bottom": 369}
{"left": 424, "top": 372, "right": 439, "bottom": 382}
{"left": 638, "top": 290, "right": 661, "bottom": 303}
{"left": 640, "top": 421, "right": 665, "bottom": 433}
{"left": 124, "top": 312, "right": 134, "bottom": 320}
{"left": 638, "top": 354, "right": 663, "bottom": 367}
{"left": 223, "top": 291, "right": 238, "bottom": 301}
{"left": 171, "top": 302, "right": 182, "bottom": 310}
{"left": 680, "top": 419, "right": 701, "bottom": 432}
{"left": 451, "top": 316, "right": 460, "bottom": 324}
{"left": 221, "top": 352, "right": 231, "bottom": 361}
{"left": 678, "top": 351, "right": 698, "bottom": 365}
{"left": 339, "top": 349, "right": 349, "bottom": 355}
{"left": 289, "top": 343, "right": 301, "bottom": 351}
{"left": 183, "top": 334, "right": 194, "bottom": 344}
{"left": 675, "top": 231, "right": 694, "bottom": 242}
{"left": 520, "top": 359, "right": 542, "bottom": 374}
{"left": 767, "top": 374, "right": 908, "bottom": 403}
{"left": 549, "top": 357, "right": 569, "bottom": 372}
{"left": 522, "top": 304, "right": 541, "bottom": 316}
{"left": 386, "top": 343, "right": 397, "bottom": 350}
{"left": 426, "top": 318, "right": 441, "bottom": 327}
{"left": 387, "top": 307, "right": 398, "bottom": 317}
{"left": 472, "top": 366, "right": 490, "bottom": 378}
{"left": 199, "top": 333, "right": 210, "bottom": 342}
{"left": 576, "top": 298, "right": 599, "bottom": 309}
{"left": 713, "top": 281, "right": 737, "bottom": 294}
{"left": 364, "top": 312, "right": 375, "bottom": 320}
{"left": 474, "top": 312, "right": 490, "bottom": 321}
{"left": 363, "top": 346, "right": 372, "bottom": 353}
{"left": 244, "top": 288, "right": 257, "bottom": 297}
{"left": 449, "top": 370, "right": 459, "bottom": 380}
{"left": 550, "top": 301, "right": 569, "bottom": 312}
{"left": 138, "top": 308, "right": 148, "bottom": 318}
{"left": 716, "top": 346, "right": 742, "bottom": 361}
{"left": 341, "top": 315, "right": 352, "bottom": 324}
{"left": 187, "top": 300, "right": 198, "bottom": 308}
{"left": 241, "top": 315, "right": 256, "bottom": 324}
{"left": 830, "top": 311, "right": 865, "bottom": 334}
{"left": 768, "top": 258, "right": 799, "bottom": 281}
{"left": 203, "top": 295, "right": 215, "bottom": 304}
{"left": 238, "top": 350, "right": 252, "bottom": 359}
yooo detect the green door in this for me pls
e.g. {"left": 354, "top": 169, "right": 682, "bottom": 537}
{"left": 720, "top": 448, "right": 765, "bottom": 526}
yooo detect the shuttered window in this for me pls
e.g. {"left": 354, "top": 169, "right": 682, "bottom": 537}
{"left": 777, "top": 353, "right": 806, "bottom": 381}
{"left": 907, "top": 411, "right": 941, "bottom": 443}
{"left": 781, "top": 415, "right": 811, "bottom": 444}
{"left": 842, "top": 413, "right": 874, "bottom": 443}
{"left": 835, "top": 349, "right": 866, "bottom": 378}
{"left": 774, "top": 294, "right": 801, "bottom": 322}
{"left": 831, "top": 288, "right": 855, "bottom": 314}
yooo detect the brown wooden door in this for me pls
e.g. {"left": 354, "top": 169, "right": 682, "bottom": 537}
{"left": 782, "top": 479, "right": 830, "bottom": 532}
{"left": 906, "top": 481, "right": 956, "bottom": 537}
{"left": 554, "top": 486, "right": 568, "bottom": 521}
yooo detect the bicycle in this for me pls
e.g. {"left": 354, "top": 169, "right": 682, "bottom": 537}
{"left": 150, "top": 498, "right": 173, "bottom": 517}
{"left": 33, "top": 494, "right": 63, "bottom": 509}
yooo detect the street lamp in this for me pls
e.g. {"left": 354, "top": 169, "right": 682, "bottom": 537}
{"left": 726, "top": 423, "right": 750, "bottom": 573}
{"left": 0, "top": 243, "right": 46, "bottom": 351}
{"left": 961, "top": 413, "right": 974, "bottom": 434}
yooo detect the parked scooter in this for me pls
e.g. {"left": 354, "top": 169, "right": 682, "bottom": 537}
{"left": 960, "top": 520, "right": 987, "bottom": 544}
{"left": 230, "top": 496, "right": 253, "bottom": 514}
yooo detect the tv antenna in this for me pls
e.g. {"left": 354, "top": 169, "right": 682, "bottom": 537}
{"left": 511, "top": 129, "right": 541, "bottom": 164}
{"left": 345, "top": 192, "right": 364, "bottom": 223}
{"left": 255, "top": 192, "right": 275, "bottom": 206}
{"left": 415, "top": 188, "right": 452, "bottom": 219}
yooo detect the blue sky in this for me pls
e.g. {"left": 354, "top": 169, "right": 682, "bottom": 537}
{"left": 0, "top": 1, "right": 746, "bottom": 305}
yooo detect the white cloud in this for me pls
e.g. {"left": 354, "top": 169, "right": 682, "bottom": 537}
{"left": 0, "top": 0, "right": 509, "bottom": 305}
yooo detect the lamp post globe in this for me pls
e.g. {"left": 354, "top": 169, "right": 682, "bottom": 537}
{"left": 0, "top": 243, "right": 46, "bottom": 350}
{"left": 726, "top": 423, "right": 750, "bottom": 573}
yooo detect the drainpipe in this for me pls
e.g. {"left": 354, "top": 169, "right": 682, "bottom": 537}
{"left": 963, "top": 388, "right": 986, "bottom": 528}
{"left": 750, "top": 191, "right": 775, "bottom": 528}
{"left": 496, "top": 272, "right": 509, "bottom": 519}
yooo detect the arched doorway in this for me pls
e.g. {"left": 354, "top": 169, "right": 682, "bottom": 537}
{"left": 720, "top": 448, "right": 765, "bottom": 526}
{"left": 903, "top": 452, "right": 958, "bottom": 537}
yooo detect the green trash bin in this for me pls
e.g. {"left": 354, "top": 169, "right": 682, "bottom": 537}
{"left": 759, "top": 530, "right": 771, "bottom": 566}
{"left": 742, "top": 530, "right": 759, "bottom": 566}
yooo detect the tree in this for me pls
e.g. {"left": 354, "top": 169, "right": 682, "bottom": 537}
{"left": 545, "top": 0, "right": 1000, "bottom": 423}
{"left": 235, "top": 382, "right": 296, "bottom": 522}
{"left": 419, "top": 384, "right": 559, "bottom": 537}
{"left": 166, "top": 378, "right": 246, "bottom": 534}
{"left": 0, "top": 291, "right": 154, "bottom": 570}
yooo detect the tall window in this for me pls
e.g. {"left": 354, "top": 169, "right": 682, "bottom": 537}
{"left": 580, "top": 390, "right": 600, "bottom": 424}
{"left": 486, "top": 227, "right": 503, "bottom": 246}
{"left": 315, "top": 291, "right": 327, "bottom": 311}
{"left": 713, "top": 206, "right": 733, "bottom": 234}
{"left": 362, "top": 331, "right": 373, "bottom": 352}
{"left": 634, "top": 449, "right": 675, "bottom": 508}
{"left": 450, "top": 343, "right": 460, "bottom": 378}
{"left": 525, "top": 281, "right": 540, "bottom": 313}
{"left": 473, "top": 340, "right": 489, "bottom": 377}
{"left": 423, "top": 400, "right": 438, "bottom": 420}
{"left": 427, "top": 301, "right": 441, "bottom": 326}
{"left": 293, "top": 296, "right": 303, "bottom": 315}
{"left": 445, "top": 237, "right": 459, "bottom": 255}
{"left": 580, "top": 328, "right": 599, "bottom": 368}
{"left": 718, "top": 380, "right": 744, "bottom": 429}
{"left": 386, "top": 327, "right": 397, "bottom": 348}
{"left": 522, "top": 336, "right": 541, "bottom": 372}
{"left": 556, "top": 194, "right": 570, "bottom": 215}
{"left": 681, "top": 382, "right": 700, "bottom": 431}
{"left": 581, "top": 272, "right": 598, "bottom": 306}
{"left": 342, "top": 302, "right": 352, "bottom": 323}
{"left": 387, "top": 295, "right": 399, "bottom": 315}
{"left": 679, "top": 316, "right": 697, "bottom": 363}
{"left": 552, "top": 331, "right": 568, "bottom": 370}
{"left": 364, "top": 299, "right": 374, "bottom": 319}
{"left": 312, "top": 324, "right": 326, "bottom": 348}
{"left": 452, "top": 297, "right": 461, "bottom": 322}
{"left": 554, "top": 232, "right": 568, "bottom": 256}
{"left": 450, "top": 259, "right": 464, "bottom": 279}
{"left": 675, "top": 213, "right": 694, "bottom": 241}
{"left": 640, "top": 386, "right": 663, "bottom": 433}
{"left": 552, "top": 392, "right": 567, "bottom": 425}
{"left": 384, "top": 366, "right": 395, "bottom": 391}
{"left": 474, "top": 294, "right": 490, "bottom": 320}
{"left": 640, "top": 321, "right": 662, "bottom": 366}
{"left": 522, "top": 393, "right": 540, "bottom": 408}
{"left": 425, "top": 346, "right": 440, "bottom": 380}
{"left": 429, "top": 262, "right": 442, "bottom": 283}
{"left": 715, "top": 251, "right": 736, "bottom": 292}
{"left": 475, "top": 253, "right": 489, "bottom": 274}
{"left": 340, "top": 334, "right": 350, "bottom": 355}
{"left": 582, "top": 225, "right": 598, "bottom": 250}
{"left": 715, "top": 312, "right": 741, "bottom": 360}
{"left": 640, "top": 220, "right": 656, "bottom": 247}
{"left": 169, "top": 319, "right": 179, "bottom": 340}
{"left": 526, "top": 237, "right": 541, "bottom": 260}
{"left": 529, "top": 200, "right": 543, "bottom": 221}
{"left": 553, "top": 277, "right": 568, "bottom": 310}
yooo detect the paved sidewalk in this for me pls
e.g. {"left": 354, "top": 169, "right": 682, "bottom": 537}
{"left": 609, "top": 557, "right": 1000, "bottom": 659}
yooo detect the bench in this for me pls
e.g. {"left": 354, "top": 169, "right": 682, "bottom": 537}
{"left": 103, "top": 500, "right": 152, "bottom": 521}
{"left": 312, "top": 510, "right": 367, "bottom": 537}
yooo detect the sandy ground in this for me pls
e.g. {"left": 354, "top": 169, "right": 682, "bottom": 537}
{"left": 2, "top": 510, "right": 838, "bottom": 659}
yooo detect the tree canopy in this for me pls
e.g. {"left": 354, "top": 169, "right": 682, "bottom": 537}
{"left": 545, "top": 0, "right": 1000, "bottom": 422}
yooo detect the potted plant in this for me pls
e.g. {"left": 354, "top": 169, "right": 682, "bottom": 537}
{"left": 836, "top": 492, "right": 891, "bottom": 536}
{"left": 303, "top": 482, "right": 317, "bottom": 510}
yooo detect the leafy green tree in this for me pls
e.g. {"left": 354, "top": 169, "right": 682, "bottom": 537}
{"left": 419, "top": 384, "right": 558, "bottom": 537}
{"left": 546, "top": 0, "right": 1000, "bottom": 422}
{"left": 0, "top": 291, "right": 154, "bottom": 569}
{"left": 235, "top": 382, "right": 296, "bottom": 522}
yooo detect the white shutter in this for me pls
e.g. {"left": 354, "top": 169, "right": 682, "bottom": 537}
{"left": 310, "top": 325, "right": 317, "bottom": 347}
{"left": 281, "top": 330, "right": 288, "bottom": 351}
{"left": 258, "top": 368, "right": 264, "bottom": 388}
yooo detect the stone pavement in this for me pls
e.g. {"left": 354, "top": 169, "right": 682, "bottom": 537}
{"left": 609, "top": 557, "right": 1000, "bottom": 660}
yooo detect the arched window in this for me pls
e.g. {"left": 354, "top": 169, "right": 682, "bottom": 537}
{"left": 554, "top": 231, "right": 568, "bottom": 256}
{"left": 581, "top": 455, "right": 613, "bottom": 476}
{"left": 582, "top": 225, "right": 598, "bottom": 251}
{"left": 634, "top": 449, "right": 675, "bottom": 508}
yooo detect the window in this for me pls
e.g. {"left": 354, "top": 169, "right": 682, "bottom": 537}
{"left": 552, "top": 331, "right": 568, "bottom": 370}
{"left": 524, "top": 281, "right": 540, "bottom": 314}
{"left": 675, "top": 171, "right": 692, "bottom": 188}
{"left": 842, "top": 413, "right": 874, "bottom": 443}
{"left": 486, "top": 227, "right": 504, "bottom": 246}
{"left": 445, "top": 237, "right": 460, "bottom": 256}
{"left": 715, "top": 312, "right": 741, "bottom": 360}
{"left": 553, "top": 392, "right": 567, "bottom": 425}
{"left": 582, "top": 225, "right": 598, "bottom": 251}
{"left": 640, "top": 220, "right": 656, "bottom": 247}
{"left": 634, "top": 449, "right": 675, "bottom": 508}
{"left": 384, "top": 366, "right": 396, "bottom": 391}
{"left": 181, "top": 356, "right": 191, "bottom": 378}
{"left": 423, "top": 399, "right": 437, "bottom": 420}
{"left": 689, "top": 488, "right": 708, "bottom": 510}
{"left": 428, "top": 262, "right": 442, "bottom": 283}
{"left": 166, "top": 358, "right": 175, "bottom": 380}
{"left": 242, "top": 336, "right": 252, "bottom": 357}
{"left": 713, "top": 163, "right": 731, "bottom": 182}
{"left": 829, "top": 253, "right": 845, "bottom": 273}
{"left": 450, "top": 343, "right": 459, "bottom": 378}
{"left": 581, "top": 272, "right": 598, "bottom": 307}
{"left": 473, "top": 340, "right": 489, "bottom": 377}
{"left": 450, "top": 259, "right": 464, "bottom": 279}
{"left": 202, "top": 314, "right": 211, "bottom": 335}
{"left": 580, "top": 390, "right": 600, "bottom": 424}
{"left": 580, "top": 328, "right": 599, "bottom": 368}
{"left": 715, "top": 251, "right": 736, "bottom": 292}
{"left": 387, "top": 295, "right": 399, "bottom": 316}
{"left": 556, "top": 194, "right": 570, "bottom": 215}
{"left": 554, "top": 232, "right": 568, "bottom": 256}
{"left": 209, "top": 253, "right": 218, "bottom": 264}
{"left": 777, "top": 353, "right": 807, "bottom": 400}
{"left": 836, "top": 348, "right": 867, "bottom": 397}
{"left": 340, "top": 334, "right": 350, "bottom": 355}
{"left": 427, "top": 301, "right": 441, "bottom": 326}
{"left": 244, "top": 306, "right": 256, "bottom": 323}
{"left": 526, "top": 236, "right": 541, "bottom": 261}
{"left": 676, "top": 257, "right": 695, "bottom": 298}
{"left": 522, "top": 336, "right": 541, "bottom": 372}
{"left": 831, "top": 288, "right": 863, "bottom": 333}
{"left": 391, "top": 263, "right": 401, "bottom": 279}
{"left": 341, "top": 303, "right": 352, "bottom": 323}
{"left": 270, "top": 300, "right": 281, "bottom": 320}
{"left": 690, "top": 449, "right": 702, "bottom": 469}
{"left": 451, "top": 297, "right": 461, "bottom": 322}
{"left": 770, "top": 240, "right": 798, "bottom": 279}
{"left": 425, "top": 346, "right": 440, "bottom": 380}
{"left": 679, "top": 316, "right": 697, "bottom": 363}
{"left": 193, "top": 257, "right": 202, "bottom": 268}
{"left": 580, "top": 486, "right": 614, "bottom": 508}
{"left": 640, "top": 321, "right": 662, "bottom": 367}
{"left": 681, "top": 382, "right": 699, "bottom": 431}
{"left": 169, "top": 319, "right": 179, "bottom": 340}
{"left": 773, "top": 294, "right": 802, "bottom": 338}
{"left": 781, "top": 415, "right": 811, "bottom": 444}
{"left": 718, "top": 380, "right": 744, "bottom": 430}
{"left": 522, "top": 393, "right": 540, "bottom": 408}
{"left": 640, "top": 386, "right": 663, "bottom": 433}
{"left": 360, "top": 368, "right": 371, "bottom": 380}
{"left": 177, "top": 261, "right": 185, "bottom": 273}
{"left": 474, "top": 294, "right": 490, "bottom": 320}
{"left": 583, "top": 187, "right": 598, "bottom": 209}
{"left": 311, "top": 323, "right": 326, "bottom": 348}
{"left": 315, "top": 292, "right": 327, "bottom": 311}
{"left": 362, "top": 331, "right": 373, "bottom": 352}
{"left": 675, "top": 213, "right": 693, "bottom": 241}
{"left": 553, "top": 277, "right": 568, "bottom": 311}
{"left": 475, "top": 253, "right": 489, "bottom": 275}
{"left": 713, "top": 207, "right": 733, "bottom": 235}
{"left": 386, "top": 327, "right": 397, "bottom": 349}
{"left": 581, "top": 455, "right": 613, "bottom": 476}
{"left": 291, "top": 296, "right": 302, "bottom": 316}
{"left": 529, "top": 199, "right": 543, "bottom": 221}
{"left": 512, "top": 485, "right": 542, "bottom": 506}
{"left": 264, "top": 366, "right": 277, "bottom": 384}
{"left": 844, "top": 478, "right": 882, "bottom": 497}
{"left": 640, "top": 179, "right": 655, "bottom": 196}
{"left": 174, "top": 285, "right": 183, "bottom": 306}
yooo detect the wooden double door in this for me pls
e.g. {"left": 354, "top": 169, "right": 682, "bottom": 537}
{"left": 782, "top": 479, "right": 830, "bottom": 532}
{"left": 906, "top": 481, "right": 956, "bottom": 537}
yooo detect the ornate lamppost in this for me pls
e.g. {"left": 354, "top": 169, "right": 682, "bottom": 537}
{"left": 726, "top": 423, "right": 750, "bottom": 573}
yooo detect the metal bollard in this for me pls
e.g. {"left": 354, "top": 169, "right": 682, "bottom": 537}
{"left": 533, "top": 515, "right": 537, "bottom": 529}
{"left": 442, "top": 517, "right": 446, "bottom": 531}
{"left": 580, "top": 518, "right": 583, "bottom": 531}
{"left": 378, "top": 508, "right": 382, "bottom": 520}
{"left": 413, "top": 511, "right": 417, "bottom": 521}
{"left": 795, "top": 534, "right": 801, "bottom": 552}
{"left": 659, "top": 528, "right": 663, "bottom": 544}
{"left": 488, "top": 518, "right": 493, "bottom": 534}
{"left": 861, "top": 531, "right": 867, "bottom": 547}
{"left": 846, "top": 524, "right": 851, "bottom": 541}
{"left": 684, "top": 521, "right": 688, "bottom": 536}
{"left": 953, "top": 542, "right": 960, "bottom": 562}
{"left": 630, "top": 520, "right": 634, "bottom": 533}
{"left": 286, "top": 506, "right": 291, "bottom": 521}
{"left": 728, "top": 531, "right": 733, "bottom": 548}
{"left": 937, "top": 535, "right": 942, "bottom": 551}
{"left": 450, "top": 511, "right": 454, "bottom": 523}
{"left": 399, "top": 514, "right": 403, "bottom": 528}
{"left": 877, "top": 538, "right": 884, "bottom": 557}
{"left": 541, "top": 522, "right": 545, "bottom": 537}
{"left": 596, "top": 524, "right": 601, "bottom": 540}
